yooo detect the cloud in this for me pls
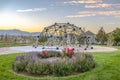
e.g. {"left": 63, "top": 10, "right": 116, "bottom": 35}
{"left": 107, "top": 22, "right": 120, "bottom": 25}
{"left": 16, "top": 8, "right": 47, "bottom": 12}
{"left": 63, "top": 0, "right": 120, "bottom": 9}
{"left": 64, "top": 0, "right": 102, "bottom": 5}
{"left": 85, "top": 3, "right": 120, "bottom": 8}
{"left": 85, "top": 3, "right": 111, "bottom": 8}
{"left": 66, "top": 11, "right": 120, "bottom": 18}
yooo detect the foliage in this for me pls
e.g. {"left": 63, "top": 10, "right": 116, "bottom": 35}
{"left": 39, "top": 48, "right": 74, "bottom": 58}
{"left": 1, "top": 34, "right": 8, "bottom": 43}
{"left": 39, "top": 50, "right": 62, "bottom": 58}
{"left": 0, "top": 35, "right": 34, "bottom": 46}
{"left": 38, "top": 36, "right": 48, "bottom": 43}
{"left": 110, "top": 28, "right": 120, "bottom": 46}
{"left": 96, "top": 27, "right": 107, "bottom": 44}
{"left": 26, "top": 60, "right": 48, "bottom": 75}
{"left": 75, "top": 53, "right": 95, "bottom": 72}
{"left": 53, "top": 61, "right": 74, "bottom": 76}
{"left": 62, "top": 48, "right": 74, "bottom": 58}
{"left": 13, "top": 51, "right": 95, "bottom": 76}
{"left": 13, "top": 55, "right": 27, "bottom": 71}
{"left": 77, "top": 35, "right": 82, "bottom": 42}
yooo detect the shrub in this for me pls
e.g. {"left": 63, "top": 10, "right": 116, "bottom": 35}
{"left": 53, "top": 60, "right": 74, "bottom": 76}
{"left": 74, "top": 53, "right": 95, "bottom": 72}
{"left": 26, "top": 60, "right": 48, "bottom": 75}
{"left": 13, "top": 51, "right": 95, "bottom": 76}
{"left": 39, "top": 48, "right": 75, "bottom": 58}
{"left": 13, "top": 55, "right": 27, "bottom": 72}
{"left": 39, "top": 50, "right": 62, "bottom": 58}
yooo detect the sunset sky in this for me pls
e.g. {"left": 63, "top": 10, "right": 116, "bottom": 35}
{"left": 0, "top": 0, "right": 120, "bottom": 33}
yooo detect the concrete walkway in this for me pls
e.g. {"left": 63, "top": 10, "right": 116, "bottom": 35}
{"left": 0, "top": 47, "right": 22, "bottom": 55}
{"left": 84, "top": 46, "right": 118, "bottom": 52}
{"left": 0, "top": 46, "right": 118, "bottom": 55}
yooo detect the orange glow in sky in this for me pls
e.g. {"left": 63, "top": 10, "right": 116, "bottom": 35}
{"left": 0, "top": 12, "right": 47, "bottom": 32}
{"left": 0, "top": 0, "right": 120, "bottom": 33}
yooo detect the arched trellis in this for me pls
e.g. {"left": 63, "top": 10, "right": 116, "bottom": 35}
{"left": 40, "top": 23, "right": 84, "bottom": 50}
{"left": 33, "top": 23, "right": 93, "bottom": 51}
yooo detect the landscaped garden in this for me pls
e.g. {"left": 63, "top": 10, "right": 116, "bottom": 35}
{"left": 13, "top": 50, "right": 95, "bottom": 77}
{"left": 0, "top": 24, "right": 120, "bottom": 80}
{"left": 0, "top": 46, "right": 120, "bottom": 80}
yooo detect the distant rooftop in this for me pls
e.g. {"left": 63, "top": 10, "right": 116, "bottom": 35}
{"left": 85, "top": 31, "right": 95, "bottom": 35}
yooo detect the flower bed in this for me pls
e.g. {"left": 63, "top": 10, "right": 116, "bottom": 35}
{"left": 13, "top": 50, "right": 95, "bottom": 76}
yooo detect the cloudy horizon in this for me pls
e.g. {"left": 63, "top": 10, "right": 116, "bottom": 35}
{"left": 0, "top": 0, "right": 120, "bottom": 33}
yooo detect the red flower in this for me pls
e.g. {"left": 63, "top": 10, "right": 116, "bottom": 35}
{"left": 67, "top": 48, "right": 74, "bottom": 55}
{"left": 41, "top": 50, "right": 46, "bottom": 55}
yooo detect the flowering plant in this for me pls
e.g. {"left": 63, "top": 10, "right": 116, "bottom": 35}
{"left": 41, "top": 50, "right": 46, "bottom": 55}
{"left": 40, "top": 50, "right": 47, "bottom": 58}
{"left": 63, "top": 48, "right": 74, "bottom": 58}
{"left": 40, "top": 50, "right": 62, "bottom": 58}
{"left": 67, "top": 48, "right": 74, "bottom": 55}
{"left": 13, "top": 51, "right": 95, "bottom": 76}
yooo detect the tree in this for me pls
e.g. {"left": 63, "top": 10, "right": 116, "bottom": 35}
{"left": 111, "top": 28, "right": 120, "bottom": 46}
{"left": 2, "top": 34, "right": 8, "bottom": 43}
{"left": 96, "top": 27, "right": 107, "bottom": 44}
{"left": 39, "top": 36, "right": 48, "bottom": 43}
{"left": 77, "top": 35, "right": 82, "bottom": 42}
{"left": 0, "top": 35, "right": 4, "bottom": 41}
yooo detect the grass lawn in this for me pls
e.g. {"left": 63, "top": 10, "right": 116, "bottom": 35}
{"left": 0, "top": 47, "right": 120, "bottom": 80}
{"left": 0, "top": 43, "right": 33, "bottom": 48}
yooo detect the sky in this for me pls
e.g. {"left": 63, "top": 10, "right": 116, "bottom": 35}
{"left": 0, "top": 0, "right": 120, "bottom": 33}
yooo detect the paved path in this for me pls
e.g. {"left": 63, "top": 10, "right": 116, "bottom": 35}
{"left": 84, "top": 46, "right": 118, "bottom": 52}
{"left": 0, "top": 47, "right": 22, "bottom": 55}
{"left": 0, "top": 46, "right": 118, "bottom": 55}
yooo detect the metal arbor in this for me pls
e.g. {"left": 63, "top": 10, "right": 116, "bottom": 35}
{"left": 39, "top": 23, "right": 84, "bottom": 50}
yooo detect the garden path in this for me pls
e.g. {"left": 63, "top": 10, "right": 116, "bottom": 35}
{"left": 0, "top": 46, "right": 118, "bottom": 55}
